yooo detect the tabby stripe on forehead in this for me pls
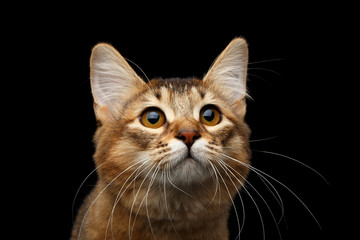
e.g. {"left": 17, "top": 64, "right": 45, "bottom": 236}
{"left": 155, "top": 92, "right": 161, "bottom": 100}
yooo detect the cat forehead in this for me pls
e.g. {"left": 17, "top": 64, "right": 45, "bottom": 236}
{"left": 150, "top": 78, "right": 204, "bottom": 110}
{"left": 150, "top": 77, "right": 203, "bottom": 92}
{"left": 136, "top": 78, "right": 219, "bottom": 121}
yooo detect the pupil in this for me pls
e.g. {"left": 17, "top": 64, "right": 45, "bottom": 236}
{"left": 147, "top": 111, "right": 160, "bottom": 124}
{"left": 203, "top": 109, "right": 215, "bottom": 122}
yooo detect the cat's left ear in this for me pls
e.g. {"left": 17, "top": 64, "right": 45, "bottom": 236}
{"left": 203, "top": 38, "right": 248, "bottom": 104}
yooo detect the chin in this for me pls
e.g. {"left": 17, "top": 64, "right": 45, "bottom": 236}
{"left": 169, "top": 157, "right": 209, "bottom": 185}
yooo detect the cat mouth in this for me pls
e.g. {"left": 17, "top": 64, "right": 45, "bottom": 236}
{"left": 184, "top": 156, "right": 198, "bottom": 163}
{"left": 186, "top": 150, "right": 200, "bottom": 161}
{"left": 173, "top": 153, "right": 201, "bottom": 169}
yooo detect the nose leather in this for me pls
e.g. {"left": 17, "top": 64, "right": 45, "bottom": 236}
{"left": 176, "top": 130, "right": 201, "bottom": 148}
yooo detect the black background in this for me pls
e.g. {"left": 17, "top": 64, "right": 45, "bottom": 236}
{"left": 8, "top": 3, "right": 352, "bottom": 240}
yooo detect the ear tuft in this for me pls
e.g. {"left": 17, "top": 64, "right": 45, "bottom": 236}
{"left": 203, "top": 38, "right": 249, "bottom": 103}
{"left": 90, "top": 43, "right": 147, "bottom": 120}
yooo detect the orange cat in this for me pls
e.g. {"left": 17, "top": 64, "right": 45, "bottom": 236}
{"left": 71, "top": 38, "right": 251, "bottom": 240}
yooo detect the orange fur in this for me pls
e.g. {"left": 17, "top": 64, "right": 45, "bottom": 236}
{"left": 71, "top": 38, "right": 251, "bottom": 240}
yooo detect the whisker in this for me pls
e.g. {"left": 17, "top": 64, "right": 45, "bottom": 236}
{"left": 218, "top": 158, "right": 282, "bottom": 240}
{"left": 104, "top": 159, "right": 151, "bottom": 240}
{"left": 249, "top": 136, "right": 279, "bottom": 143}
{"left": 253, "top": 150, "right": 329, "bottom": 184}
{"left": 222, "top": 147, "right": 328, "bottom": 184}
{"left": 217, "top": 158, "right": 267, "bottom": 240}
{"left": 129, "top": 163, "right": 159, "bottom": 240}
{"left": 207, "top": 160, "right": 221, "bottom": 207}
{"left": 212, "top": 161, "right": 243, "bottom": 240}
{"left": 72, "top": 161, "right": 106, "bottom": 223}
{"left": 107, "top": 163, "right": 144, "bottom": 240}
{"left": 124, "top": 57, "right": 151, "bottom": 84}
{"left": 128, "top": 163, "right": 158, "bottom": 240}
{"left": 165, "top": 167, "right": 194, "bottom": 198}
{"left": 73, "top": 151, "right": 144, "bottom": 224}
{"left": 216, "top": 160, "right": 245, "bottom": 240}
{"left": 163, "top": 168, "right": 182, "bottom": 240}
{"left": 248, "top": 67, "right": 282, "bottom": 76}
{"left": 221, "top": 153, "right": 322, "bottom": 229}
{"left": 247, "top": 73, "right": 266, "bottom": 82}
{"left": 145, "top": 164, "right": 161, "bottom": 240}
{"left": 221, "top": 152, "right": 286, "bottom": 224}
{"left": 257, "top": 174, "right": 285, "bottom": 224}
{"left": 248, "top": 58, "right": 285, "bottom": 65}
{"left": 77, "top": 158, "right": 148, "bottom": 240}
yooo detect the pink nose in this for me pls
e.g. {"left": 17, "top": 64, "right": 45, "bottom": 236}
{"left": 176, "top": 130, "right": 201, "bottom": 148}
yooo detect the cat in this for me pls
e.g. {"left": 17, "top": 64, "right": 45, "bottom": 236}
{"left": 71, "top": 38, "right": 251, "bottom": 240}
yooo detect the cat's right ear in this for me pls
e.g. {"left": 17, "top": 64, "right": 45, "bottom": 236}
{"left": 90, "top": 43, "right": 147, "bottom": 122}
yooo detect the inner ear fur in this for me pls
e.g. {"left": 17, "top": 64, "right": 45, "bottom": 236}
{"left": 90, "top": 43, "right": 147, "bottom": 122}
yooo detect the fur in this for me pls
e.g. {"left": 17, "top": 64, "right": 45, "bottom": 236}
{"left": 71, "top": 38, "right": 251, "bottom": 240}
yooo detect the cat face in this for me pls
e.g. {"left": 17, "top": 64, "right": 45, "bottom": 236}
{"left": 90, "top": 38, "right": 251, "bottom": 196}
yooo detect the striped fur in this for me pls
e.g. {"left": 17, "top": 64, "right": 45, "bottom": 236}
{"left": 71, "top": 38, "right": 251, "bottom": 240}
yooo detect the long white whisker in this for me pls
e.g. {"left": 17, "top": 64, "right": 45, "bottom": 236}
{"left": 221, "top": 158, "right": 284, "bottom": 225}
{"left": 165, "top": 169, "right": 193, "bottom": 198}
{"left": 145, "top": 164, "right": 161, "bottom": 240}
{"left": 128, "top": 163, "right": 158, "bottom": 240}
{"left": 72, "top": 161, "right": 106, "bottom": 223}
{"left": 212, "top": 161, "right": 243, "bottom": 240}
{"left": 224, "top": 147, "right": 321, "bottom": 224}
{"left": 207, "top": 160, "right": 221, "bottom": 207}
{"left": 248, "top": 58, "right": 285, "bottom": 65}
{"left": 253, "top": 150, "right": 329, "bottom": 184}
{"left": 110, "top": 163, "right": 145, "bottom": 240}
{"left": 163, "top": 167, "right": 182, "bottom": 240}
{"left": 248, "top": 67, "right": 282, "bottom": 76}
{"left": 108, "top": 163, "right": 145, "bottom": 240}
{"left": 249, "top": 136, "right": 279, "bottom": 143}
{"left": 218, "top": 158, "right": 282, "bottom": 240}
{"left": 216, "top": 160, "right": 246, "bottom": 240}
{"left": 221, "top": 153, "right": 322, "bottom": 229}
{"left": 77, "top": 159, "right": 147, "bottom": 240}
{"left": 257, "top": 174, "right": 285, "bottom": 224}
{"left": 104, "top": 159, "right": 151, "bottom": 240}
{"left": 124, "top": 57, "right": 151, "bottom": 84}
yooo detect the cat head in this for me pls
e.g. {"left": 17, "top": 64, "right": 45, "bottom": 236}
{"left": 90, "top": 38, "right": 251, "bottom": 191}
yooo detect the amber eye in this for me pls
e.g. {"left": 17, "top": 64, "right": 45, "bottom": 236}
{"left": 141, "top": 108, "right": 165, "bottom": 128}
{"left": 200, "top": 106, "right": 221, "bottom": 126}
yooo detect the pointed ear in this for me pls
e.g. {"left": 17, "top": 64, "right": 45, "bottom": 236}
{"left": 203, "top": 38, "right": 249, "bottom": 104}
{"left": 90, "top": 43, "right": 147, "bottom": 121}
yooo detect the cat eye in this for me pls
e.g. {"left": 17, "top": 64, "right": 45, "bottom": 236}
{"left": 141, "top": 108, "right": 166, "bottom": 129}
{"left": 200, "top": 105, "right": 221, "bottom": 126}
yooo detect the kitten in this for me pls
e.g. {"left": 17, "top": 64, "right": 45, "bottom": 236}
{"left": 71, "top": 38, "right": 251, "bottom": 240}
